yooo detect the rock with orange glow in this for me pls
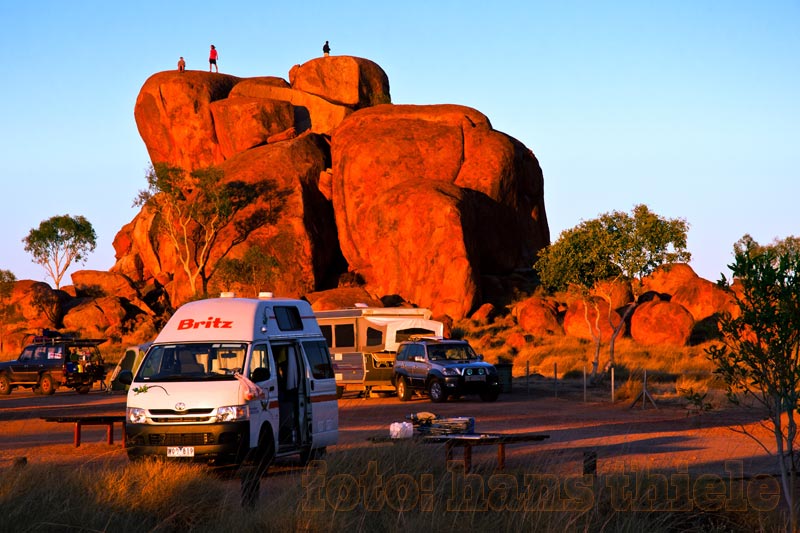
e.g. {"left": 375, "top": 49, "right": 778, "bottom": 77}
{"left": 307, "top": 287, "right": 384, "bottom": 311}
{"left": 231, "top": 77, "right": 354, "bottom": 135}
{"left": 330, "top": 104, "right": 549, "bottom": 319}
{"left": 514, "top": 296, "right": 563, "bottom": 336}
{"left": 289, "top": 56, "right": 390, "bottom": 108}
{"left": 113, "top": 133, "right": 340, "bottom": 307}
{"left": 640, "top": 263, "right": 699, "bottom": 296}
{"left": 592, "top": 279, "right": 634, "bottom": 310}
{"left": 62, "top": 296, "right": 126, "bottom": 339}
{"left": 134, "top": 71, "right": 241, "bottom": 170}
{"left": 671, "top": 277, "right": 738, "bottom": 322}
{"left": 210, "top": 97, "right": 295, "bottom": 158}
{"left": 630, "top": 297, "right": 694, "bottom": 346}
{"left": 562, "top": 297, "right": 625, "bottom": 342}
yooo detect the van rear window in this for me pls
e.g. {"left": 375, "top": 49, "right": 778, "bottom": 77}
{"left": 274, "top": 306, "right": 302, "bottom": 331}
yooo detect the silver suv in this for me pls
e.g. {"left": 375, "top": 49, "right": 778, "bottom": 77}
{"left": 392, "top": 337, "right": 501, "bottom": 403}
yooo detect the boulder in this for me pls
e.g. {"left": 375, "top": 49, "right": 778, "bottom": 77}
{"left": 671, "top": 277, "right": 738, "bottom": 322}
{"left": 593, "top": 279, "right": 634, "bottom": 310}
{"left": 307, "top": 287, "right": 383, "bottom": 311}
{"left": 563, "top": 297, "right": 624, "bottom": 342}
{"left": 134, "top": 71, "right": 241, "bottom": 170}
{"left": 230, "top": 77, "right": 353, "bottom": 135}
{"left": 330, "top": 104, "right": 549, "bottom": 319}
{"left": 210, "top": 96, "right": 295, "bottom": 158}
{"left": 640, "top": 263, "right": 699, "bottom": 296}
{"left": 514, "top": 297, "right": 562, "bottom": 336}
{"left": 470, "top": 303, "right": 497, "bottom": 324}
{"left": 10, "top": 280, "right": 60, "bottom": 330}
{"left": 62, "top": 296, "right": 126, "bottom": 339}
{"left": 289, "top": 56, "right": 391, "bottom": 108}
{"left": 630, "top": 298, "right": 694, "bottom": 346}
{"left": 505, "top": 331, "right": 530, "bottom": 352}
{"left": 70, "top": 270, "right": 155, "bottom": 316}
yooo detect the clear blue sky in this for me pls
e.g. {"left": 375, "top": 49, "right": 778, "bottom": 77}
{"left": 0, "top": 1, "right": 797, "bottom": 285}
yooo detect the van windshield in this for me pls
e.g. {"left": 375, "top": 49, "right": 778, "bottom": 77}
{"left": 135, "top": 343, "right": 248, "bottom": 382}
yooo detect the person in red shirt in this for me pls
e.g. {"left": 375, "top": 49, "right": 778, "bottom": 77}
{"left": 209, "top": 45, "right": 218, "bottom": 73}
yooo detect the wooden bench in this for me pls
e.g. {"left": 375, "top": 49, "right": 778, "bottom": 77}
{"left": 370, "top": 432, "right": 549, "bottom": 472}
{"left": 42, "top": 416, "right": 126, "bottom": 447}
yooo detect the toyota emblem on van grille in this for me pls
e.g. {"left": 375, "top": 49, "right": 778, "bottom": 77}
{"left": 175, "top": 402, "right": 187, "bottom": 411}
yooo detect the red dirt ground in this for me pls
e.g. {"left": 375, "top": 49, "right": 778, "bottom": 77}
{"left": 0, "top": 378, "right": 779, "bottom": 480}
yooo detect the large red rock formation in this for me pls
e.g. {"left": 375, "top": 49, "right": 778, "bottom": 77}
{"left": 330, "top": 104, "right": 549, "bottom": 318}
{"left": 117, "top": 58, "right": 549, "bottom": 321}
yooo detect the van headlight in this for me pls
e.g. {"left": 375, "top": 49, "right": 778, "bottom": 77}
{"left": 127, "top": 407, "right": 147, "bottom": 424}
{"left": 216, "top": 405, "right": 249, "bottom": 422}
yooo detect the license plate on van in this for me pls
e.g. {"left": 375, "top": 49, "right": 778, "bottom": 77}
{"left": 167, "top": 446, "right": 195, "bottom": 457}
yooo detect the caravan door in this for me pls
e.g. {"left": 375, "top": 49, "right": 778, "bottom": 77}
{"left": 299, "top": 340, "right": 338, "bottom": 447}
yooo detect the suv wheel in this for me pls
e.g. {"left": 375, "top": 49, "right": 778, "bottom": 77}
{"left": 0, "top": 374, "right": 11, "bottom": 395}
{"left": 38, "top": 373, "right": 56, "bottom": 395}
{"left": 396, "top": 377, "right": 412, "bottom": 401}
{"left": 428, "top": 379, "right": 447, "bottom": 403}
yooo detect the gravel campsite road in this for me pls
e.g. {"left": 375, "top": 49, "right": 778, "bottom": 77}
{"left": 0, "top": 380, "right": 777, "bottom": 481}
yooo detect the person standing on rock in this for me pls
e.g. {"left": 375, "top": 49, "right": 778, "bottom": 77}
{"left": 177, "top": 56, "right": 186, "bottom": 72}
{"left": 209, "top": 44, "right": 218, "bottom": 72}
{"left": 322, "top": 40, "right": 330, "bottom": 57}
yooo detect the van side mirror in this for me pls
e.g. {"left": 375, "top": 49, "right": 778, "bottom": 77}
{"left": 118, "top": 370, "right": 133, "bottom": 385}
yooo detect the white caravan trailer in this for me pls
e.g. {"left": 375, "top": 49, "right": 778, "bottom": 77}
{"left": 119, "top": 294, "right": 337, "bottom": 471}
{"left": 315, "top": 306, "right": 443, "bottom": 397}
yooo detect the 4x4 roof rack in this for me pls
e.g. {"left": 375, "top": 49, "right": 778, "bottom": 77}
{"left": 24, "top": 329, "right": 107, "bottom": 347}
{"left": 408, "top": 335, "right": 446, "bottom": 342}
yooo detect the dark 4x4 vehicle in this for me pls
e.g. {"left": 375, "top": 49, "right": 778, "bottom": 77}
{"left": 0, "top": 332, "right": 107, "bottom": 395}
{"left": 392, "top": 337, "right": 501, "bottom": 403}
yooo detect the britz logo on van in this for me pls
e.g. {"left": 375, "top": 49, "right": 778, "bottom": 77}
{"left": 177, "top": 317, "right": 234, "bottom": 330}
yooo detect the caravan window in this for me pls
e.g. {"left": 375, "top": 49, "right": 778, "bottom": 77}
{"left": 366, "top": 327, "right": 383, "bottom": 347}
{"left": 303, "top": 340, "right": 334, "bottom": 379}
{"left": 334, "top": 324, "right": 355, "bottom": 349}
{"left": 320, "top": 325, "right": 333, "bottom": 348}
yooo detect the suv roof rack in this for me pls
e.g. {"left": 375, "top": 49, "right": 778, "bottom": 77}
{"left": 408, "top": 335, "right": 445, "bottom": 342}
{"left": 24, "top": 329, "right": 107, "bottom": 347}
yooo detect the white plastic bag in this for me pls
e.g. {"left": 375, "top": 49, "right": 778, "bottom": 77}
{"left": 389, "top": 421, "right": 414, "bottom": 439}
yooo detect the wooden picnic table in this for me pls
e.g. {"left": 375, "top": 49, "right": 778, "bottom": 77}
{"left": 370, "top": 432, "right": 550, "bottom": 472}
{"left": 41, "top": 415, "right": 126, "bottom": 447}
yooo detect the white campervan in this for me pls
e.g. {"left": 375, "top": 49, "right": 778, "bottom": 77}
{"left": 119, "top": 294, "right": 337, "bottom": 470}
